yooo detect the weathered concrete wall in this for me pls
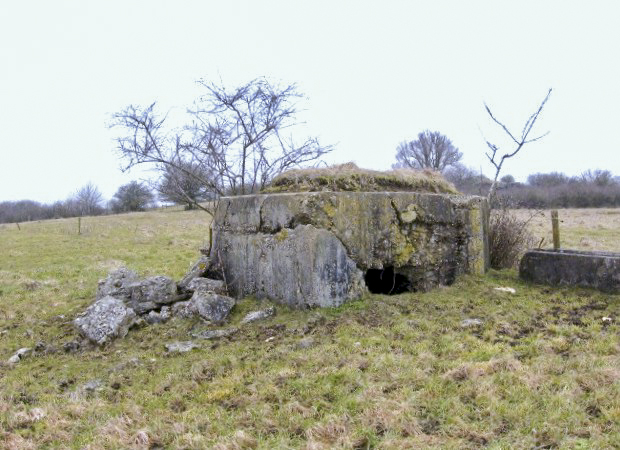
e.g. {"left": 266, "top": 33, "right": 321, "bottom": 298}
{"left": 520, "top": 249, "right": 620, "bottom": 293}
{"left": 211, "top": 192, "right": 489, "bottom": 308}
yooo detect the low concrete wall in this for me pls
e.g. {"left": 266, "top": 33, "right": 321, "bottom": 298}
{"left": 520, "top": 249, "right": 620, "bottom": 293}
{"left": 211, "top": 192, "right": 489, "bottom": 308}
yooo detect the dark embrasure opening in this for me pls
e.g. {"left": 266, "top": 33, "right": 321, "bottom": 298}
{"left": 364, "top": 266, "right": 410, "bottom": 295}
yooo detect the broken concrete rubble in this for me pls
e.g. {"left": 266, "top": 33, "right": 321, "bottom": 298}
{"left": 7, "top": 347, "right": 31, "bottom": 364}
{"left": 96, "top": 267, "right": 138, "bottom": 301}
{"left": 241, "top": 307, "right": 276, "bottom": 324}
{"left": 74, "top": 259, "right": 234, "bottom": 345}
{"left": 127, "top": 276, "right": 178, "bottom": 314}
{"left": 178, "top": 256, "right": 211, "bottom": 291}
{"left": 188, "top": 292, "right": 236, "bottom": 323}
{"left": 74, "top": 296, "right": 137, "bottom": 345}
{"left": 186, "top": 277, "right": 226, "bottom": 295}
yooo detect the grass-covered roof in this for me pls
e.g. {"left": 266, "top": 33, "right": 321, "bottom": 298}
{"left": 262, "top": 162, "right": 458, "bottom": 194}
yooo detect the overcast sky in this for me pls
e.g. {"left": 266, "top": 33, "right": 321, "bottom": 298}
{"left": 1, "top": 1, "right": 619, "bottom": 203}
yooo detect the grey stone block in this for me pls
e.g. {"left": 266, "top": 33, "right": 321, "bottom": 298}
{"left": 520, "top": 249, "right": 620, "bottom": 293}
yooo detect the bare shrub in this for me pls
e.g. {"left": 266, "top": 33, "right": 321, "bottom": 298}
{"left": 488, "top": 208, "right": 536, "bottom": 269}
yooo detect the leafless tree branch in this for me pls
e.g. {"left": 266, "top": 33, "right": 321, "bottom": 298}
{"left": 484, "top": 88, "right": 552, "bottom": 202}
{"left": 109, "top": 77, "right": 332, "bottom": 217}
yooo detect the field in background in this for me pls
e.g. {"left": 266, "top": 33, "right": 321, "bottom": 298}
{"left": 1, "top": 208, "right": 619, "bottom": 448}
{"left": 513, "top": 208, "right": 620, "bottom": 253}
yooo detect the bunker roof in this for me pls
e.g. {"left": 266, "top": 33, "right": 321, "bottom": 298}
{"left": 262, "top": 163, "right": 458, "bottom": 194}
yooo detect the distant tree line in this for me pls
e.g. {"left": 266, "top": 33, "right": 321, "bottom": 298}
{"left": 0, "top": 181, "right": 157, "bottom": 225}
{"left": 444, "top": 167, "right": 620, "bottom": 208}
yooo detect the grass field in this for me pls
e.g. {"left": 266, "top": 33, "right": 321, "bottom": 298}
{"left": 513, "top": 208, "right": 620, "bottom": 253}
{"left": 1, "top": 208, "right": 619, "bottom": 448}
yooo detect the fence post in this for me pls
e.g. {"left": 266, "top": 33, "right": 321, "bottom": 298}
{"left": 551, "top": 210, "right": 560, "bottom": 250}
{"left": 78, "top": 217, "right": 81, "bottom": 235}
{"left": 208, "top": 225, "right": 213, "bottom": 255}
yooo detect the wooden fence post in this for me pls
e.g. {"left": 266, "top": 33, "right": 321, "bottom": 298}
{"left": 551, "top": 210, "right": 560, "bottom": 250}
{"left": 208, "top": 225, "right": 213, "bottom": 255}
{"left": 78, "top": 217, "right": 81, "bottom": 235}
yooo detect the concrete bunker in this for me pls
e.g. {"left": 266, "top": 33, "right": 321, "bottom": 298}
{"left": 210, "top": 164, "right": 490, "bottom": 308}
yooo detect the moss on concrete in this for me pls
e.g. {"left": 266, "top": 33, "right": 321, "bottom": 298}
{"left": 262, "top": 163, "right": 458, "bottom": 194}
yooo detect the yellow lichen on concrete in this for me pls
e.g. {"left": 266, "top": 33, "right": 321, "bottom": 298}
{"left": 275, "top": 229, "right": 289, "bottom": 242}
{"left": 466, "top": 205, "right": 489, "bottom": 274}
{"left": 400, "top": 204, "right": 419, "bottom": 223}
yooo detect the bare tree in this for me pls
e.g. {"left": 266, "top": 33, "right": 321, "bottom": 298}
{"left": 74, "top": 182, "right": 104, "bottom": 216}
{"left": 394, "top": 130, "right": 462, "bottom": 172}
{"left": 157, "top": 161, "right": 214, "bottom": 209}
{"left": 110, "top": 77, "right": 332, "bottom": 216}
{"left": 484, "top": 89, "right": 552, "bottom": 202}
{"left": 110, "top": 181, "right": 154, "bottom": 213}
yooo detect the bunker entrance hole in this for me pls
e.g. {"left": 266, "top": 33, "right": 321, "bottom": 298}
{"left": 364, "top": 266, "right": 410, "bottom": 295}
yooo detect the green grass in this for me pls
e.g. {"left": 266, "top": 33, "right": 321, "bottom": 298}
{"left": 1, "top": 208, "right": 619, "bottom": 448}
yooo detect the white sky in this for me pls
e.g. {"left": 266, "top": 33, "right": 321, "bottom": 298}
{"left": 1, "top": 0, "right": 619, "bottom": 203}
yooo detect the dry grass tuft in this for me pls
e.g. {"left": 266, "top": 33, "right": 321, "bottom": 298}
{"left": 262, "top": 162, "right": 458, "bottom": 194}
{"left": 305, "top": 414, "right": 354, "bottom": 448}
{"left": 361, "top": 399, "right": 422, "bottom": 438}
{"left": 213, "top": 430, "right": 258, "bottom": 450}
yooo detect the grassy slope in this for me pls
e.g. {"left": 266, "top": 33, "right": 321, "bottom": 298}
{"left": 0, "top": 208, "right": 619, "bottom": 449}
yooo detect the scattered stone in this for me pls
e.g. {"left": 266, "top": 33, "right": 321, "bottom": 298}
{"left": 191, "top": 328, "right": 238, "bottom": 340}
{"left": 7, "top": 347, "right": 31, "bottom": 364}
{"left": 34, "top": 341, "right": 46, "bottom": 352}
{"left": 82, "top": 379, "right": 103, "bottom": 392}
{"left": 265, "top": 336, "right": 276, "bottom": 343}
{"left": 460, "top": 318, "right": 484, "bottom": 328}
{"left": 171, "top": 300, "right": 193, "bottom": 318}
{"left": 70, "top": 379, "right": 103, "bottom": 401}
{"left": 178, "top": 256, "right": 211, "bottom": 291}
{"left": 145, "top": 306, "right": 172, "bottom": 324}
{"left": 189, "top": 292, "right": 236, "bottom": 323}
{"left": 111, "top": 357, "right": 141, "bottom": 372}
{"left": 161, "top": 305, "right": 171, "bottom": 320}
{"left": 602, "top": 317, "right": 613, "bottom": 323}
{"left": 241, "top": 307, "right": 276, "bottom": 324}
{"left": 74, "top": 296, "right": 137, "bottom": 345}
{"left": 165, "top": 341, "right": 200, "bottom": 353}
{"left": 128, "top": 276, "right": 178, "bottom": 313}
{"left": 96, "top": 267, "right": 139, "bottom": 300}
{"left": 298, "top": 336, "right": 316, "bottom": 349}
{"left": 494, "top": 287, "right": 516, "bottom": 294}
{"left": 63, "top": 340, "right": 81, "bottom": 353}
{"left": 186, "top": 277, "right": 226, "bottom": 295}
